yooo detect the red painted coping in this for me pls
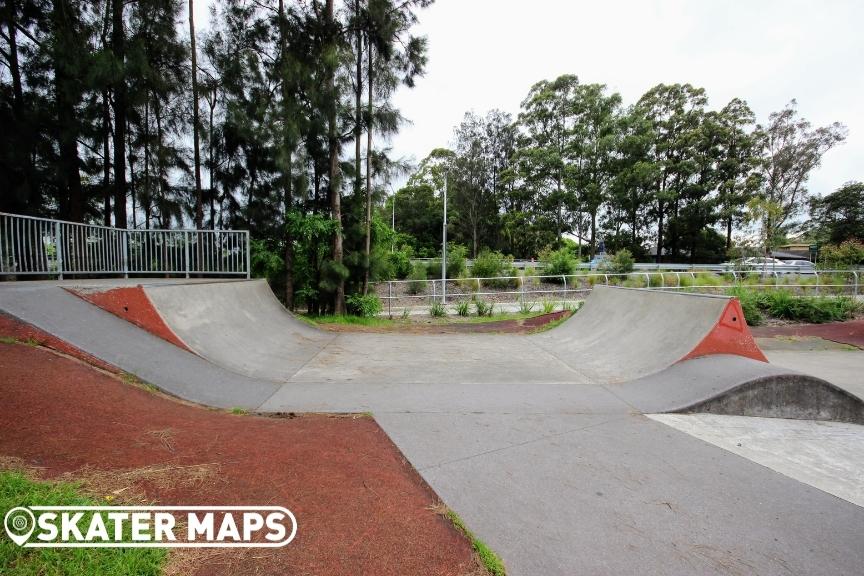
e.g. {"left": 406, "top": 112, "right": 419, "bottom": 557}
{"left": 682, "top": 298, "right": 768, "bottom": 363}
{"left": 66, "top": 286, "right": 192, "bottom": 353}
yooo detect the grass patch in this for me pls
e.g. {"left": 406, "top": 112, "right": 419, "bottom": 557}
{"left": 304, "top": 314, "right": 396, "bottom": 327}
{"left": 0, "top": 336, "right": 39, "bottom": 346}
{"left": 230, "top": 407, "right": 248, "bottom": 415}
{"left": 436, "top": 505, "right": 505, "bottom": 576}
{"left": 0, "top": 470, "right": 166, "bottom": 576}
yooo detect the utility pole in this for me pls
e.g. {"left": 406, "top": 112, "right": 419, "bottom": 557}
{"left": 441, "top": 174, "right": 447, "bottom": 304}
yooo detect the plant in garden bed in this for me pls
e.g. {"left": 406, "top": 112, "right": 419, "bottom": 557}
{"left": 407, "top": 263, "right": 427, "bottom": 295}
{"left": 519, "top": 300, "right": 537, "bottom": 314}
{"left": 540, "top": 247, "right": 576, "bottom": 280}
{"left": 541, "top": 299, "right": 556, "bottom": 314}
{"left": 474, "top": 299, "right": 494, "bottom": 317}
{"left": 429, "top": 300, "right": 447, "bottom": 317}
{"left": 455, "top": 300, "right": 471, "bottom": 317}
{"left": 346, "top": 293, "right": 382, "bottom": 317}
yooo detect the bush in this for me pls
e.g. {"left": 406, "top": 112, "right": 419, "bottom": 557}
{"left": 601, "top": 249, "right": 635, "bottom": 275}
{"left": 387, "top": 249, "right": 413, "bottom": 279}
{"left": 727, "top": 286, "right": 764, "bottom": 326}
{"left": 541, "top": 247, "right": 576, "bottom": 279}
{"left": 726, "top": 287, "right": 861, "bottom": 325}
{"left": 471, "top": 250, "right": 517, "bottom": 288}
{"left": 820, "top": 239, "right": 864, "bottom": 268}
{"left": 541, "top": 299, "right": 556, "bottom": 314}
{"left": 426, "top": 244, "right": 468, "bottom": 279}
{"left": 346, "top": 293, "right": 382, "bottom": 317}
{"left": 407, "top": 263, "right": 428, "bottom": 295}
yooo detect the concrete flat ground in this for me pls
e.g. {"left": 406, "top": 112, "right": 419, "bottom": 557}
{"left": 2, "top": 280, "right": 863, "bottom": 575}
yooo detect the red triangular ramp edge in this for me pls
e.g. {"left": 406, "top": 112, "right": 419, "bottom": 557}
{"left": 681, "top": 298, "right": 768, "bottom": 363}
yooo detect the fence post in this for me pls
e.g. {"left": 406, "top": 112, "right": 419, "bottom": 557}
{"left": 245, "top": 231, "right": 251, "bottom": 279}
{"left": 562, "top": 275, "right": 567, "bottom": 308}
{"left": 55, "top": 221, "right": 64, "bottom": 280}
{"left": 122, "top": 230, "right": 129, "bottom": 279}
{"left": 388, "top": 281, "right": 393, "bottom": 318}
{"left": 853, "top": 271, "right": 858, "bottom": 298}
{"left": 814, "top": 271, "right": 820, "bottom": 295}
{"left": 184, "top": 231, "right": 190, "bottom": 278}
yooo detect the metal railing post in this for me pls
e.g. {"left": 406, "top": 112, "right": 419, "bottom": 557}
{"left": 55, "top": 221, "right": 64, "bottom": 280}
{"left": 562, "top": 275, "right": 567, "bottom": 307}
{"left": 388, "top": 281, "right": 393, "bottom": 318}
{"left": 853, "top": 271, "right": 859, "bottom": 298}
{"left": 183, "top": 231, "right": 190, "bottom": 278}
{"left": 245, "top": 231, "right": 251, "bottom": 279}
{"left": 122, "top": 229, "right": 129, "bottom": 278}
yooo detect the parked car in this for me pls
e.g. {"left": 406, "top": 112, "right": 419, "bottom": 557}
{"left": 782, "top": 259, "right": 816, "bottom": 275}
{"left": 742, "top": 257, "right": 787, "bottom": 268}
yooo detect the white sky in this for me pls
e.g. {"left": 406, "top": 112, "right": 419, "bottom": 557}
{"left": 195, "top": 0, "right": 863, "bottom": 196}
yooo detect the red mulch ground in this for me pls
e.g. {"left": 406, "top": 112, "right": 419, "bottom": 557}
{"left": 752, "top": 319, "right": 864, "bottom": 349}
{"left": 65, "top": 286, "right": 192, "bottom": 352}
{"left": 0, "top": 341, "right": 477, "bottom": 575}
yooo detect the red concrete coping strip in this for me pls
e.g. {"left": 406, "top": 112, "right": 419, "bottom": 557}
{"left": 752, "top": 319, "right": 864, "bottom": 350}
{"left": 682, "top": 298, "right": 768, "bottom": 363}
{"left": 0, "top": 343, "right": 478, "bottom": 576}
{"left": 0, "top": 312, "right": 120, "bottom": 374}
{"left": 65, "top": 286, "right": 192, "bottom": 352}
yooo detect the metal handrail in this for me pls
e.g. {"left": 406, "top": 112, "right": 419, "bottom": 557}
{"left": 0, "top": 212, "right": 250, "bottom": 279}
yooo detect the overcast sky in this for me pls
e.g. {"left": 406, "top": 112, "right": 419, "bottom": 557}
{"left": 197, "top": 0, "right": 863, "bottom": 196}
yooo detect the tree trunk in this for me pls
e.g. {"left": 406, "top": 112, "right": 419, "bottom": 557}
{"left": 208, "top": 96, "right": 216, "bottom": 229}
{"left": 128, "top": 122, "right": 136, "bottom": 228}
{"left": 111, "top": 0, "right": 127, "bottom": 227}
{"left": 143, "top": 99, "right": 151, "bottom": 228}
{"left": 353, "top": 0, "right": 362, "bottom": 199}
{"left": 189, "top": 0, "right": 202, "bottom": 228}
{"left": 325, "top": 0, "right": 345, "bottom": 314}
{"left": 590, "top": 211, "right": 596, "bottom": 259}
{"left": 725, "top": 216, "right": 733, "bottom": 253}
{"left": 362, "top": 38, "right": 373, "bottom": 295}
{"left": 656, "top": 200, "right": 664, "bottom": 264}
{"left": 53, "top": 0, "right": 84, "bottom": 222}
{"left": 102, "top": 90, "right": 112, "bottom": 226}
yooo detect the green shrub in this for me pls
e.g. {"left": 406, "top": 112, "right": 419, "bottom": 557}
{"left": 474, "top": 299, "right": 494, "bottom": 317}
{"left": 429, "top": 300, "right": 447, "bottom": 317}
{"left": 346, "top": 293, "right": 382, "bottom": 317}
{"left": 541, "top": 247, "right": 577, "bottom": 279}
{"left": 727, "top": 286, "right": 764, "bottom": 326}
{"left": 519, "top": 300, "right": 537, "bottom": 314}
{"left": 472, "top": 250, "right": 517, "bottom": 288}
{"left": 820, "top": 239, "right": 864, "bottom": 268}
{"left": 455, "top": 300, "right": 471, "bottom": 316}
{"left": 602, "top": 249, "right": 635, "bottom": 274}
{"left": 523, "top": 266, "right": 541, "bottom": 287}
{"left": 541, "top": 299, "right": 556, "bottom": 314}
{"left": 407, "top": 263, "right": 427, "bottom": 295}
{"left": 387, "top": 249, "right": 413, "bottom": 279}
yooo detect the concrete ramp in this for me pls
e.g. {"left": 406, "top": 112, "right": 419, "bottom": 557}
{"left": 532, "top": 286, "right": 766, "bottom": 382}
{"left": 144, "top": 279, "right": 335, "bottom": 381}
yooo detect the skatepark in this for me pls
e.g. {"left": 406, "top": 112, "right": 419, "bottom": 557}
{"left": 2, "top": 277, "right": 863, "bottom": 575}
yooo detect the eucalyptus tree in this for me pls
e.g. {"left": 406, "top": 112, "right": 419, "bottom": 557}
{"left": 513, "top": 74, "right": 581, "bottom": 242}
{"left": 754, "top": 100, "right": 847, "bottom": 245}
{"left": 635, "top": 83, "right": 708, "bottom": 261}
{"left": 715, "top": 98, "right": 759, "bottom": 252}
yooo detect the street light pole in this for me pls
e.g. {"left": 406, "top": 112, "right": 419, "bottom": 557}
{"left": 441, "top": 174, "right": 447, "bottom": 304}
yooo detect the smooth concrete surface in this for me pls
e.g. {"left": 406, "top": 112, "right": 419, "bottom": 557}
{"left": 766, "top": 349, "right": 864, "bottom": 400}
{"left": 376, "top": 412, "right": 864, "bottom": 575}
{"left": 142, "top": 282, "right": 735, "bottom": 385}
{"left": 649, "top": 414, "right": 864, "bottom": 507}
{"left": 3, "top": 280, "right": 864, "bottom": 575}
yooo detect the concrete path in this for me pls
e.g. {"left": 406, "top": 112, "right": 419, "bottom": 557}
{"left": 2, "top": 280, "right": 863, "bottom": 575}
